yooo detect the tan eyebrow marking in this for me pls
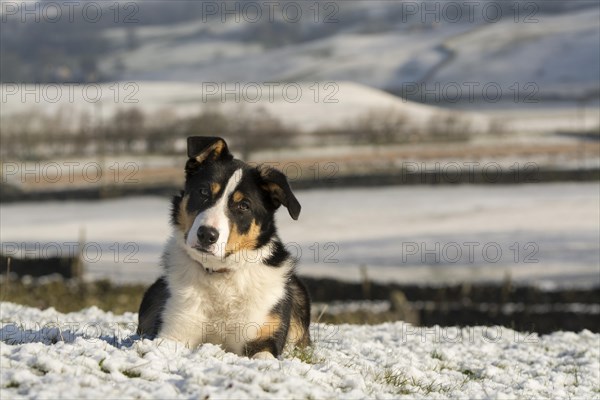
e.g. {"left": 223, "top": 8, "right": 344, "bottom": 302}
{"left": 232, "top": 191, "right": 244, "bottom": 202}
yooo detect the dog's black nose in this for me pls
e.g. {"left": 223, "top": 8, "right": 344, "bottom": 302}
{"left": 197, "top": 226, "right": 219, "bottom": 246}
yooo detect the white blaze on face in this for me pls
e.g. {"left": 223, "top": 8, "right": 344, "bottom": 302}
{"left": 186, "top": 168, "right": 243, "bottom": 258}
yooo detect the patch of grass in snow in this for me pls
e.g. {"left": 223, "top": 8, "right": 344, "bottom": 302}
{"left": 566, "top": 367, "right": 580, "bottom": 387}
{"left": 460, "top": 368, "right": 483, "bottom": 381}
{"left": 375, "top": 369, "right": 412, "bottom": 395}
{"left": 381, "top": 372, "right": 459, "bottom": 396}
{"left": 417, "top": 379, "right": 455, "bottom": 395}
{"left": 259, "top": 382, "right": 278, "bottom": 393}
{"left": 492, "top": 362, "right": 508, "bottom": 370}
{"left": 385, "top": 372, "right": 412, "bottom": 394}
{"left": 121, "top": 369, "right": 142, "bottom": 378}
{"left": 5, "top": 381, "right": 20, "bottom": 389}
{"left": 98, "top": 358, "right": 110, "bottom": 374}
{"left": 31, "top": 364, "right": 48, "bottom": 376}
{"left": 286, "top": 346, "right": 324, "bottom": 365}
{"left": 430, "top": 349, "right": 444, "bottom": 360}
{"left": 0, "top": 278, "right": 147, "bottom": 315}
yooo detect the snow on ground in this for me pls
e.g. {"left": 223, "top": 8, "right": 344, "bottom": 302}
{"left": 1, "top": 183, "right": 599, "bottom": 287}
{"left": 1, "top": 302, "right": 599, "bottom": 399}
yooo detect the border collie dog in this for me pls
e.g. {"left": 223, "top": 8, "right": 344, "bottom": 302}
{"left": 138, "top": 136, "right": 311, "bottom": 359}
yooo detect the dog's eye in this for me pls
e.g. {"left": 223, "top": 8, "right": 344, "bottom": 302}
{"left": 237, "top": 201, "right": 250, "bottom": 211}
{"left": 197, "top": 186, "right": 210, "bottom": 199}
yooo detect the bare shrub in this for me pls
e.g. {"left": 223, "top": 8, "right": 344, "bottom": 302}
{"left": 109, "top": 108, "right": 146, "bottom": 153}
{"left": 1, "top": 104, "right": 298, "bottom": 160}
{"left": 227, "top": 106, "right": 298, "bottom": 159}
{"left": 146, "top": 108, "right": 181, "bottom": 154}
{"left": 1, "top": 112, "right": 58, "bottom": 160}
{"left": 348, "top": 108, "right": 413, "bottom": 144}
{"left": 488, "top": 118, "right": 509, "bottom": 137}
{"left": 425, "top": 113, "right": 473, "bottom": 142}
{"left": 187, "top": 106, "right": 229, "bottom": 137}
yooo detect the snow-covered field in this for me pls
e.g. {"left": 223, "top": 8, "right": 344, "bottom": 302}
{"left": 1, "top": 302, "right": 599, "bottom": 399}
{"left": 1, "top": 183, "right": 599, "bottom": 287}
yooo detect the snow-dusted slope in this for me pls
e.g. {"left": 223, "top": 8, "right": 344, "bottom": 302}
{"left": 1, "top": 303, "right": 599, "bottom": 399}
{"left": 0, "top": 81, "right": 485, "bottom": 133}
{"left": 96, "top": 2, "right": 600, "bottom": 102}
{"left": 435, "top": 8, "right": 600, "bottom": 98}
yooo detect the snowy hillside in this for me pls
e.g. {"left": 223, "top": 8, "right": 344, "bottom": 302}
{"left": 4, "top": 1, "right": 597, "bottom": 103}
{"left": 1, "top": 303, "right": 598, "bottom": 399}
{"left": 0, "top": 81, "right": 490, "bottom": 134}
{"left": 435, "top": 8, "right": 600, "bottom": 99}
{"left": 95, "top": 2, "right": 600, "bottom": 102}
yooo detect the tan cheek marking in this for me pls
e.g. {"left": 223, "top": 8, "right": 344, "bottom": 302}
{"left": 211, "top": 183, "right": 221, "bottom": 196}
{"left": 176, "top": 195, "right": 197, "bottom": 234}
{"left": 225, "top": 220, "right": 261, "bottom": 253}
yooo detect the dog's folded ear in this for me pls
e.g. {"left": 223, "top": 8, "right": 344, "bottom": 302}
{"left": 185, "top": 137, "right": 233, "bottom": 175}
{"left": 187, "top": 136, "right": 233, "bottom": 164}
{"left": 259, "top": 165, "right": 301, "bottom": 220}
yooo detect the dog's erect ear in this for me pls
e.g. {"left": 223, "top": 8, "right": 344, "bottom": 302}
{"left": 259, "top": 166, "right": 301, "bottom": 220}
{"left": 187, "top": 136, "right": 232, "bottom": 164}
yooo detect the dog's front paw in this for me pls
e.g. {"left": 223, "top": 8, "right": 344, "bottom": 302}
{"left": 252, "top": 351, "right": 275, "bottom": 360}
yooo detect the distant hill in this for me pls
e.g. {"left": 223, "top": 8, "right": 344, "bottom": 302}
{"left": 1, "top": 1, "right": 598, "bottom": 106}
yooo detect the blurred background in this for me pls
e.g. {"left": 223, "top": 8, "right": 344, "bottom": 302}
{"left": 1, "top": 0, "right": 599, "bottom": 333}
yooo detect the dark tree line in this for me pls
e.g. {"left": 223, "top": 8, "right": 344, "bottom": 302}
{"left": 1, "top": 106, "right": 300, "bottom": 160}
{"left": 1, "top": 103, "right": 483, "bottom": 162}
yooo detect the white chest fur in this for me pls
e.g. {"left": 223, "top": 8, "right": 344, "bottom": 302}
{"left": 159, "top": 235, "right": 288, "bottom": 355}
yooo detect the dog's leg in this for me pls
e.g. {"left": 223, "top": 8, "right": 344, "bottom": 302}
{"left": 287, "top": 275, "right": 312, "bottom": 347}
{"left": 137, "top": 277, "right": 169, "bottom": 337}
{"left": 244, "top": 311, "right": 290, "bottom": 359}
{"left": 252, "top": 351, "right": 276, "bottom": 360}
{"left": 244, "top": 337, "right": 280, "bottom": 359}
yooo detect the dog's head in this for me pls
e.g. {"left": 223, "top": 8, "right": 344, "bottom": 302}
{"left": 171, "top": 136, "right": 300, "bottom": 268}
